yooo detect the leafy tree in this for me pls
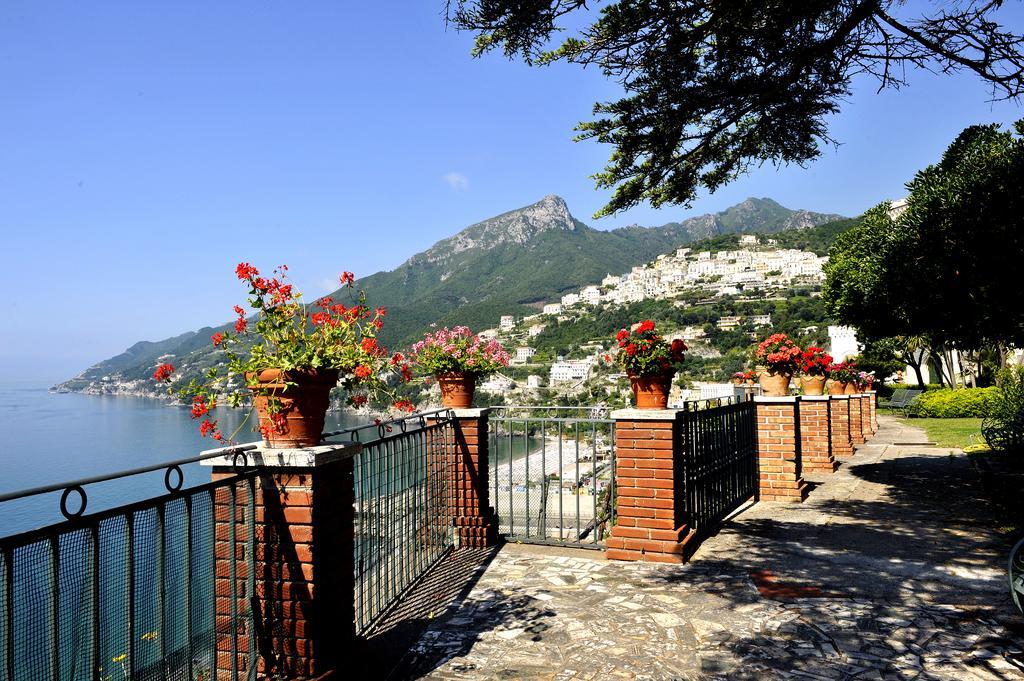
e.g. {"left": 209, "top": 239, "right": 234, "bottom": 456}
{"left": 824, "top": 120, "right": 1024, "bottom": 384}
{"left": 448, "top": 1, "right": 1024, "bottom": 216}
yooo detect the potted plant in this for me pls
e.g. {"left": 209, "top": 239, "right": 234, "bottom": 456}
{"left": 732, "top": 370, "right": 757, "bottom": 386}
{"left": 799, "top": 347, "right": 833, "bottom": 396}
{"left": 409, "top": 326, "right": 510, "bottom": 408}
{"left": 827, "top": 361, "right": 856, "bottom": 395}
{"left": 154, "top": 264, "right": 414, "bottom": 448}
{"left": 755, "top": 333, "right": 802, "bottom": 396}
{"left": 858, "top": 370, "right": 875, "bottom": 391}
{"left": 608, "top": 321, "right": 686, "bottom": 409}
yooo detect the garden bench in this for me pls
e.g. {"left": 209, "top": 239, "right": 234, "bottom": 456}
{"left": 1010, "top": 537, "right": 1024, "bottom": 616}
{"left": 982, "top": 408, "right": 1024, "bottom": 452}
{"left": 879, "top": 388, "right": 923, "bottom": 414}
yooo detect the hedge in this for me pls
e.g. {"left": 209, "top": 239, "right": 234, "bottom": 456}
{"left": 907, "top": 387, "right": 1002, "bottom": 418}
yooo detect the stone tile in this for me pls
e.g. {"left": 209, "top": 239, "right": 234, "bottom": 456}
{"left": 390, "top": 417, "right": 1024, "bottom": 680}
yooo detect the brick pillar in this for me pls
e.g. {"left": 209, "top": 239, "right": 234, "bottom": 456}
{"left": 849, "top": 394, "right": 866, "bottom": 445}
{"left": 430, "top": 408, "right": 499, "bottom": 548}
{"left": 206, "top": 443, "right": 359, "bottom": 679}
{"left": 829, "top": 396, "right": 854, "bottom": 458}
{"left": 798, "top": 396, "right": 836, "bottom": 473}
{"left": 858, "top": 394, "right": 872, "bottom": 438}
{"left": 607, "top": 409, "right": 694, "bottom": 563}
{"left": 865, "top": 391, "right": 878, "bottom": 432}
{"left": 754, "top": 397, "right": 809, "bottom": 502}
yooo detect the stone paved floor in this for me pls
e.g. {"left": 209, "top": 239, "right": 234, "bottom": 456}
{"left": 388, "top": 417, "right": 1024, "bottom": 680}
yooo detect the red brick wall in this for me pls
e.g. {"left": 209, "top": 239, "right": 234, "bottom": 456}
{"left": 829, "top": 397, "right": 854, "bottom": 458}
{"left": 799, "top": 398, "right": 836, "bottom": 473}
{"left": 607, "top": 414, "right": 694, "bottom": 563}
{"left": 429, "top": 412, "right": 498, "bottom": 548}
{"left": 849, "top": 395, "right": 866, "bottom": 444}
{"left": 213, "top": 459, "right": 355, "bottom": 679}
{"left": 755, "top": 400, "right": 808, "bottom": 502}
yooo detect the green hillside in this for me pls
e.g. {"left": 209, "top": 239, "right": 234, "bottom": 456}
{"left": 54, "top": 195, "right": 845, "bottom": 395}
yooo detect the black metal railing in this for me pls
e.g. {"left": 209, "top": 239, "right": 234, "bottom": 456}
{"left": 679, "top": 396, "right": 758, "bottom": 532}
{"left": 0, "top": 445, "right": 259, "bottom": 681}
{"left": 324, "top": 409, "right": 456, "bottom": 635}
{"left": 488, "top": 406, "right": 616, "bottom": 548}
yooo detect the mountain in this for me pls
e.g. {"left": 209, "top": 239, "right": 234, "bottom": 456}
{"left": 54, "top": 195, "right": 843, "bottom": 394}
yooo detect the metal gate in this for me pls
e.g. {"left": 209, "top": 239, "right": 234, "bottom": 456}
{"left": 679, "top": 397, "right": 759, "bottom": 532}
{"left": 488, "top": 406, "right": 615, "bottom": 548}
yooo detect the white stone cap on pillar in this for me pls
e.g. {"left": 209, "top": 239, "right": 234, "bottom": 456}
{"left": 449, "top": 407, "right": 491, "bottom": 418}
{"left": 610, "top": 408, "right": 682, "bottom": 420}
{"left": 199, "top": 441, "right": 361, "bottom": 468}
{"left": 828, "top": 394, "right": 850, "bottom": 400}
{"left": 799, "top": 395, "right": 830, "bottom": 402}
{"left": 753, "top": 396, "right": 798, "bottom": 404}
{"left": 863, "top": 390, "right": 876, "bottom": 395}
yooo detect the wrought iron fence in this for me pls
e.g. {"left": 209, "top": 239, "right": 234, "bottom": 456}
{"left": 0, "top": 445, "right": 259, "bottom": 681}
{"left": 679, "top": 396, "right": 758, "bottom": 532}
{"left": 324, "top": 409, "right": 456, "bottom": 635}
{"left": 488, "top": 406, "right": 616, "bottom": 548}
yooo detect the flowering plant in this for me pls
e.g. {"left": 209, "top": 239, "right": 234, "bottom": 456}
{"left": 857, "top": 370, "right": 875, "bottom": 388}
{"left": 799, "top": 347, "right": 834, "bottom": 377}
{"left": 608, "top": 321, "right": 686, "bottom": 377}
{"left": 408, "top": 326, "right": 511, "bottom": 376}
{"left": 755, "top": 333, "right": 802, "bottom": 376}
{"left": 153, "top": 263, "right": 413, "bottom": 442}
{"left": 828, "top": 361, "right": 859, "bottom": 384}
{"left": 733, "top": 370, "right": 758, "bottom": 383}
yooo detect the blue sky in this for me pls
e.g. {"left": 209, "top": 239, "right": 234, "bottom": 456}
{"left": 1, "top": 2, "right": 1021, "bottom": 385}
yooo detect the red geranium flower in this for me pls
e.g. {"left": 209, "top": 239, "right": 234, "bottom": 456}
{"left": 152, "top": 363, "right": 175, "bottom": 382}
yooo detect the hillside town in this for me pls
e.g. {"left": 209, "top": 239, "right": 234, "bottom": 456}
{"left": 469, "top": 237, "right": 839, "bottom": 404}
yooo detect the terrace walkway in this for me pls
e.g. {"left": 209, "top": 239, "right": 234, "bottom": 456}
{"left": 381, "top": 417, "right": 1024, "bottom": 680}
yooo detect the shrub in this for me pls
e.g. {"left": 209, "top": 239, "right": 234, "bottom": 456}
{"left": 991, "top": 367, "right": 1024, "bottom": 424}
{"left": 907, "top": 387, "right": 1002, "bottom": 418}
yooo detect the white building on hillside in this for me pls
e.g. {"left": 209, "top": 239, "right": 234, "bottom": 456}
{"left": 479, "top": 374, "right": 515, "bottom": 394}
{"left": 581, "top": 286, "right": 602, "bottom": 305}
{"left": 528, "top": 324, "right": 546, "bottom": 337}
{"left": 514, "top": 347, "right": 536, "bottom": 363}
{"left": 499, "top": 315, "right": 515, "bottom": 331}
{"left": 543, "top": 303, "right": 562, "bottom": 315}
{"left": 561, "top": 293, "right": 580, "bottom": 307}
{"left": 828, "top": 325, "right": 860, "bottom": 361}
{"left": 549, "top": 360, "right": 592, "bottom": 384}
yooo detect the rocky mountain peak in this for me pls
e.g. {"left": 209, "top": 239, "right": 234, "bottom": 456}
{"left": 418, "top": 195, "right": 578, "bottom": 263}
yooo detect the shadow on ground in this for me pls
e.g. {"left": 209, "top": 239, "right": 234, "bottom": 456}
{"left": 359, "top": 420, "right": 1024, "bottom": 679}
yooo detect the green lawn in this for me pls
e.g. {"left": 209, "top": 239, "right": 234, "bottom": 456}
{"left": 899, "top": 417, "right": 985, "bottom": 449}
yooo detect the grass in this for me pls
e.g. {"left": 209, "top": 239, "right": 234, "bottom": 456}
{"left": 898, "top": 417, "right": 985, "bottom": 449}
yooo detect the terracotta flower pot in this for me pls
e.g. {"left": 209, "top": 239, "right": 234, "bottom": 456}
{"left": 247, "top": 368, "right": 340, "bottom": 448}
{"left": 437, "top": 372, "right": 476, "bottom": 409}
{"left": 630, "top": 373, "right": 673, "bottom": 409}
{"left": 758, "top": 372, "right": 792, "bottom": 397}
{"left": 844, "top": 381, "right": 859, "bottom": 395}
{"left": 827, "top": 380, "right": 848, "bottom": 395}
{"left": 800, "top": 375, "right": 827, "bottom": 396}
